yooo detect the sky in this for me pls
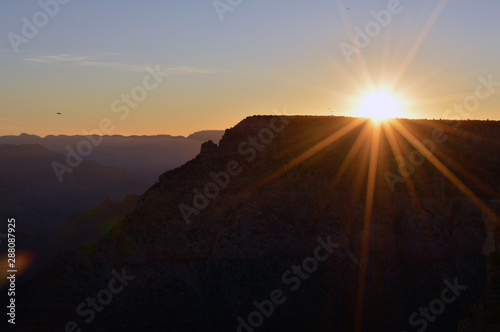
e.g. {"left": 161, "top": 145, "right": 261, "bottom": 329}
{"left": 0, "top": 0, "right": 499, "bottom": 136}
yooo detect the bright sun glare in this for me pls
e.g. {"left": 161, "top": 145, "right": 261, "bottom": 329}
{"left": 356, "top": 91, "right": 403, "bottom": 121}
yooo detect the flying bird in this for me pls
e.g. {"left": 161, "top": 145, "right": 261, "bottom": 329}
{"left": 56, "top": 112, "right": 62, "bottom": 115}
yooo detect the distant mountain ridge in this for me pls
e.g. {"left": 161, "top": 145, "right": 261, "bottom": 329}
{"left": 0, "top": 130, "right": 224, "bottom": 183}
{"left": 0, "top": 130, "right": 224, "bottom": 144}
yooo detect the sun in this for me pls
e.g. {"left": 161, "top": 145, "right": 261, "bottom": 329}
{"left": 356, "top": 90, "right": 403, "bottom": 122}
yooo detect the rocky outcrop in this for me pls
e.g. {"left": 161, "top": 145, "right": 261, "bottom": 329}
{"left": 187, "top": 130, "right": 225, "bottom": 143}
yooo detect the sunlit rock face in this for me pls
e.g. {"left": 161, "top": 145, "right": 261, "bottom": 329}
{"left": 12, "top": 117, "right": 500, "bottom": 331}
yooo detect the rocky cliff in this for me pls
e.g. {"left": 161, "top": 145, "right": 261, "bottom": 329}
{"left": 10, "top": 116, "right": 500, "bottom": 332}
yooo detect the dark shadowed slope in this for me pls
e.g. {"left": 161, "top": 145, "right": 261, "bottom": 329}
{"left": 0, "top": 144, "right": 148, "bottom": 281}
{"left": 60, "top": 195, "right": 140, "bottom": 251}
{"left": 0, "top": 144, "right": 148, "bottom": 229}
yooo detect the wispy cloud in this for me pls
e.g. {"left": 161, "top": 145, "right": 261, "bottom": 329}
{"left": 22, "top": 53, "right": 215, "bottom": 74}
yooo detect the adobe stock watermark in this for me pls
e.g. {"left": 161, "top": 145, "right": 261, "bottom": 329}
{"left": 7, "top": 0, "right": 72, "bottom": 54}
{"left": 236, "top": 235, "right": 340, "bottom": 331}
{"left": 51, "top": 65, "right": 169, "bottom": 182}
{"left": 402, "top": 277, "right": 468, "bottom": 332}
{"left": 340, "top": 0, "right": 405, "bottom": 63}
{"left": 178, "top": 109, "right": 289, "bottom": 224}
{"left": 385, "top": 74, "right": 500, "bottom": 191}
{"left": 65, "top": 267, "right": 136, "bottom": 332}
{"left": 213, "top": 0, "right": 244, "bottom": 21}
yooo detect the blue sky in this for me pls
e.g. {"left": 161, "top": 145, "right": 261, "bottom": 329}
{"left": 1, "top": 0, "right": 499, "bottom": 136}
